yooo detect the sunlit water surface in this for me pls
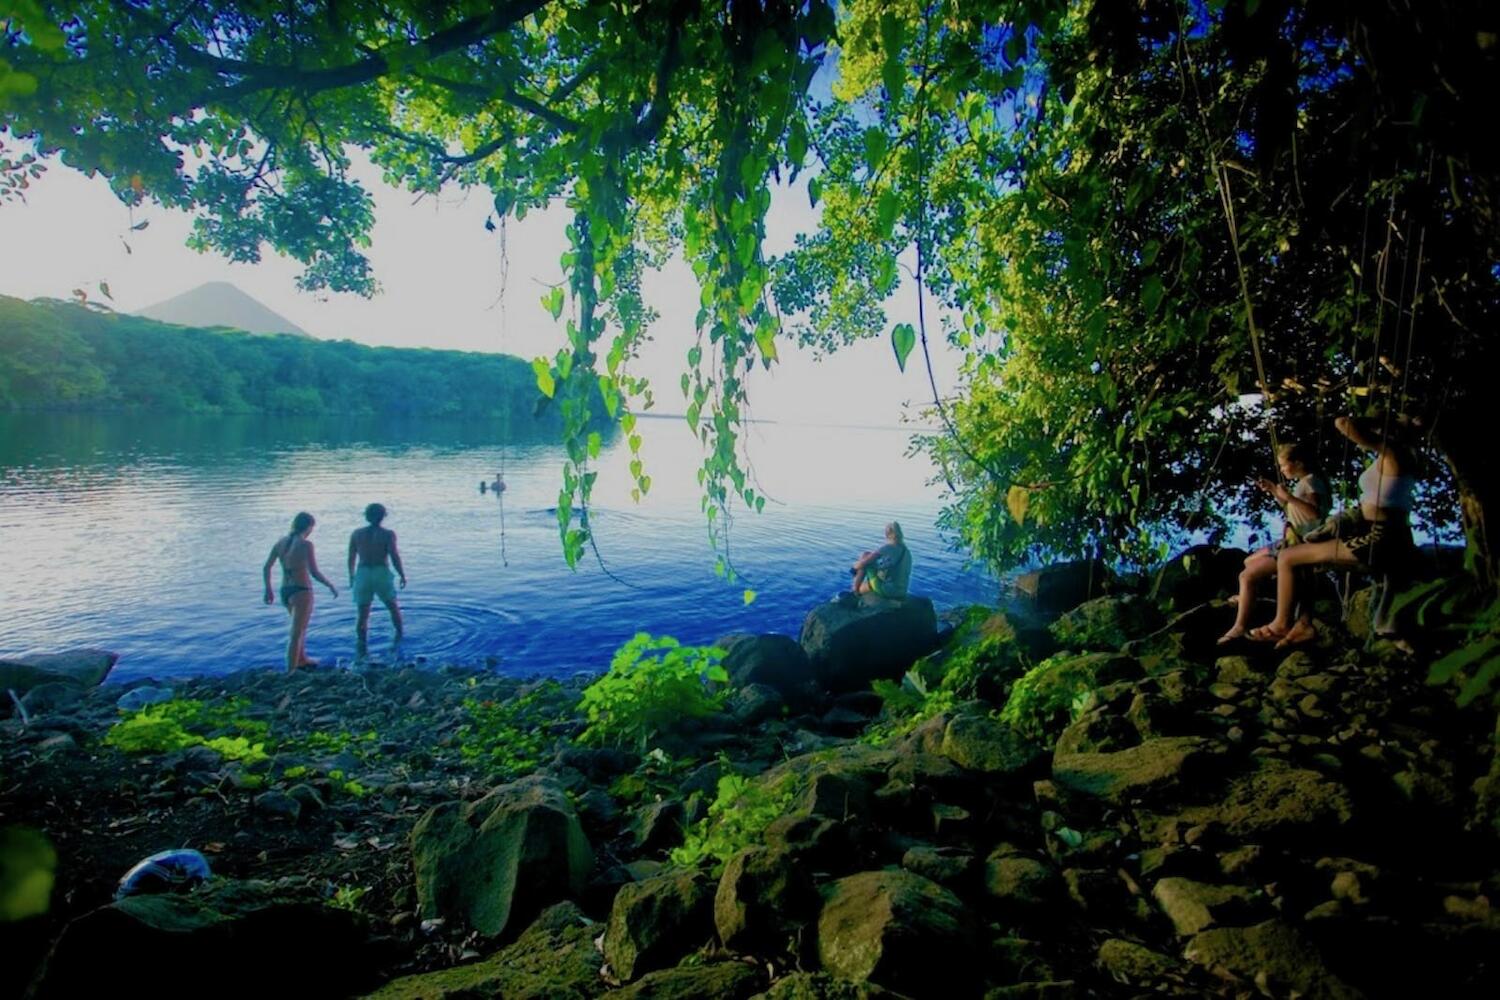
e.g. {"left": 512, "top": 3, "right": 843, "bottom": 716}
{"left": 0, "top": 414, "right": 995, "bottom": 683}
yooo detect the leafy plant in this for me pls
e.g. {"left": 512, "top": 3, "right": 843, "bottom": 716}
{"left": 578, "top": 634, "right": 728, "bottom": 751}
{"left": 670, "top": 772, "right": 799, "bottom": 874}
{"left": 1392, "top": 578, "right": 1500, "bottom": 707}
{"left": 999, "top": 655, "right": 1102, "bottom": 743}
{"left": 0, "top": 826, "right": 55, "bottom": 922}
{"left": 329, "top": 885, "right": 368, "bottom": 912}
{"left": 457, "top": 681, "right": 579, "bottom": 779}
{"left": 105, "top": 697, "right": 266, "bottom": 756}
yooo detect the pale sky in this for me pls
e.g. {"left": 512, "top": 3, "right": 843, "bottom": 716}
{"left": 0, "top": 143, "right": 962, "bottom": 427}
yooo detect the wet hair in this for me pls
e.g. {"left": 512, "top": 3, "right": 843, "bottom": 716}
{"left": 1276, "top": 441, "right": 1315, "bottom": 471}
{"left": 364, "top": 503, "right": 387, "bottom": 525}
{"left": 285, "top": 511, "right": 315, "bottom": 549}
{"left": 885, "top": 520, "right": 904, "bottom": 544}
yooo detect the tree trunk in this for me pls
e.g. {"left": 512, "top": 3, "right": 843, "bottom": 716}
{"left": 1436, "top": 415, "right": 1498, "bottom": 593}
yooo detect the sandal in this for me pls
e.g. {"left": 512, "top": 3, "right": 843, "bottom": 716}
{"left": 1216, "top": 627, "right": 1246, "bottom": 645}
{"left": 1248, "top": 624, "right": 1287, "bottom": 643}
{"left": 1275, "top": 620, "right": 1318, "bottom": 649}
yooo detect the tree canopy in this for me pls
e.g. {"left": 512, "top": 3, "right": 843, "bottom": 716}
{"left": 2, "top": 0, "right": 1495, "bottom": 580}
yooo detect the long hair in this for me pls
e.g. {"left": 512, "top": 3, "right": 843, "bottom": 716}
{"left": 287, "top": 511, "right": 315, "bottom": 545}
{"left": 885, "top": 520, "right": 904, "bottom": 545}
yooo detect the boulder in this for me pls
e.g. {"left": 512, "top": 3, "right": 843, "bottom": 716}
{"left": 603, "top": 961, "right": 763, "bottom": 999}
{"left": 1096, "top": 939, "right": 1176, "bottom": 987}
{"left": 753, "top": 972, "right": 897, "bottom": 998}
{"left": 0, "top": 649, "right": 117, "bottom": 696}
{"left": 730, "top": 683, "right": 786, "bottom": 726}
{"left": 632, "top": 799, "right": 686, "bottom": 853}
{"left": 365, "top": 902, "right": 602, "bottom": 999}
{"left": 816, "top": 870, "right": 976, "bottom": 994}
{"left": 800, "top": 596, "right": 939, "bottom": 693}
{"left": 939, "top": 712, "right": 1048, "bottom": 777}
{"left": 1050, "top": 596, "right": 1163, "bottom": 652}
{"left": 1144, "top": 761, "right": 1355, "bottom": 846}
{"left": 411, "top": 774, "right": 593, "bottom": 937}
{"left": 1183, "top": 920, "right": 1364, "bottom": 999}
{"left": 983, "top": 849, "right": 1063, "bottom": 918}
{"left": 724, "top": 635, "right": 812, "bottom": 695}
{"left": 1150, "top": 545, "right": 1248, "bottom": 612}
{"left": 1151, "top": 877, "right": 1261, "bottom": 936}
{"left": 900, "top": 845, "right": 976, "bottom": 887}
{"left": 28, "top": 879, "right": 382, "bottom": 999}
{"left": 1053, "top": 737, "right": 1219, "bottom": 806}
{"left": 1013, "top": 560, "right": 1110, "bottom": 616}
{"left": 715, "top": 846, "right": 818, "bottom": 954}
{"left": 603, "top": 872, "right": 714, "bottom": 982}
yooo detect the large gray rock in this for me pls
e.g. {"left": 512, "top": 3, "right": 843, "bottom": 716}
{"left": 1142, "top": 761, "right": 1355, "bottom": 846}
{"left": 816, "top": 870, "right": 975, "bottom": 994}
{"left": 603, "top": 872, "right": 714, "bottom": 982}
{"left": 723, "top": 634, "right": 811, "bottom": 695}
{"left": 364, "top": 902, "right": 602, "bottom": 1000}
{"left": 1151, "top": 877, "right": 1261, "bottom": 936}
{"left": 1149, "top": 545, "right": 1248, "bottom": 612}
{"left": 1184, "top": 920, "right": 1364, "bottom": 999}
{"left": 715, "top": 846, "right": 817, "bottom": 954}
{"left": 984, "top": 848, "right": 1064, "bottom": 918}
{"left": 753, "top": 972, "right": 898, "bottom": 998}
{"left": 800, "top": 596, "right": 939, "bottom": 693}
{"left": 411, "top": 774, "right": 593, "bottom": 937}
{"left": 1013, "top": 560, "right": 1110, "bottom": 615}
{"left": 1052, "top": 737, "right": 1219, "bottom": 805}
{"left": 28, "top": 879, "right": 381, "bottom": 999}
{"left": 0, "top": 649, "right": 117, "bottom": 696}
{"left": 604, "top": 961, "right": 763, "bottom": 999}
{"left": 939, "top": 712, "right": 1047, "bottom": 777}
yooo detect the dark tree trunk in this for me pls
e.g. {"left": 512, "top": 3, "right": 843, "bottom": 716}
{"left": 1436, "top": 410, "right": 1498, "bottom": 593}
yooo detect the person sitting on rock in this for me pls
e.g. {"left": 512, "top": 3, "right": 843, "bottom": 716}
{"left": 1248, "top": 415, "right": 1418, "bottom": 647}
{"left": 851, "top": 521, "right": 912, "bottom": 599}
{"left": 1218, "top": 441, "right": 1331, "bottom": 644}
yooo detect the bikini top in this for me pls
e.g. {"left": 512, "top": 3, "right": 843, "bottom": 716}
{"left": 1358, "top": 460, "right": 1416, "bottom": 511}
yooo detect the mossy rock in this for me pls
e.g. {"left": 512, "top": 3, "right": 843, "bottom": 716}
{"left": 365, "top": 902, "right": 603, "bottom": 999}
{"left": 816, "top": 870, "right": 977, "bottom": 994}
{"left": 603, "top": 872, "right": 714, "bottom": 982}
{"left": 1050, "top": 597, "right": 1164, "bottom": 652}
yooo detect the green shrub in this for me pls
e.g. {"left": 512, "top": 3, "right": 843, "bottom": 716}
{"left": 457, "top": 681, "right": 579, "bottom": 779}
{"left": 998, "top": 655, "right": 1100, "bottom": 742}
{"left": 579, "top": 633, "right": 728, "bottom": 750}
{"left": 104, "top": 698, "right": 266, "bottom": 756}
{"left": 670, "top": 772, "right": 798, "bottom": 874}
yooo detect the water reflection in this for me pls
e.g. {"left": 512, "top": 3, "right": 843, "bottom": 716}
{"left": 0, "top": 413, "right": 993, "bottom": 682}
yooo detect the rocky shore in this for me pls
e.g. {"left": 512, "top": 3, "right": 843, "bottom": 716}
{"left": 4, "top": 561, "right": 1500, "bottom": 999}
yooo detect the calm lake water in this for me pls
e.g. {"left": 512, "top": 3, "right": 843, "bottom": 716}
{"left": 0, "top": 414, "right": 995, "bottom": 684}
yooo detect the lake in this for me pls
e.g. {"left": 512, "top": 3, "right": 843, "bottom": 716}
{"left": 0, "top": 413, "right": 996, "bottom": 684}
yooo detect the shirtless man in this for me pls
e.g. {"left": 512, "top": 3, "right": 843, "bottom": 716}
{"left": 348, "top": 503, "right": 406, "bottom": 658}
{"left": 262, "top": 512, "right": 338, "bottom": 671}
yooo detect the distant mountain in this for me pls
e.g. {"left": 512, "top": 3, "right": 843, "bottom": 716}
{"left": 136, "top": 281, "right": 312, "bottom": 338}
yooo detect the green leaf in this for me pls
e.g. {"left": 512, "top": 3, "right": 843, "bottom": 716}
{"left": 0, "top": 826, "right": 55, "bottom": 922}
{"left": 1140, "top": 275, "right": 1165, "bottom": 316}
{"left": 587, "top": 431, "right": 602, "bottom": 459}
{"left": 786, "top": 119, "right": 808, "bottom": 167}
{"left": 742, "top": 588, "right": 757, "bottom": 605}
{"left": 542, "top": 286, "right": 565, "bottom": 320}
{"left": 876, "top": 189, "right": 900, "bottom": 238}
{"left": 807, "top": 176, "right": 822, "bottom": 207}
{"left": 863, "top": 128, "right": 888, "bottom": 172}
{"left": 532, "top": 359, "right": 556, "bottom": 398}
{"left": 891, "top": 323, "right": 916, "bottom": 372}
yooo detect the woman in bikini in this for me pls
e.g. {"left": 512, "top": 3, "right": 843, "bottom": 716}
{"left": 1248, "top": 416, "right": 1417, "bottom": 647}
{"left": 262, "top": 511, "right": 339, "bottom": 671}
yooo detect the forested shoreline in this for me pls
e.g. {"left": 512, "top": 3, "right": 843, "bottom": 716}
{"left": 0, "top": 296, "right": 550, "bottom": 424}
